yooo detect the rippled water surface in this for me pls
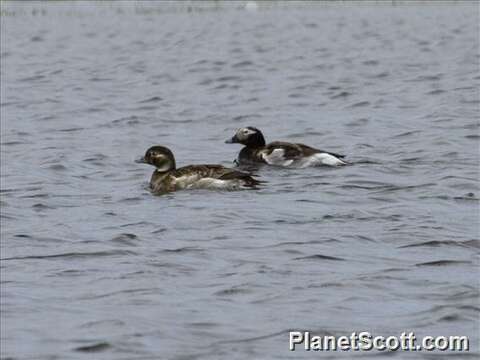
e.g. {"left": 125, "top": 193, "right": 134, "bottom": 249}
{"left": 1, "top": 2, "right": 479, "bottom": 359}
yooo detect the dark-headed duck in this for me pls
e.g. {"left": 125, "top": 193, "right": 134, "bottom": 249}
{"left": 226, "top": 127, "right": 347, "bottom": 167}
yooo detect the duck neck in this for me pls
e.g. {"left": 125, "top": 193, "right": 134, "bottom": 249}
{"left": 245, "top": 133, "right": 266, "bottom": 148}
{"left": 151, "top": 170, "right": 168, "bottom": 184}
{"left": 154, "top": 158, "right": 176, "bottom": 173}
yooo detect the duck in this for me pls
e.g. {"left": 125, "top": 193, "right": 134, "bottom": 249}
{"left": 136, "top": 145, "right": 263, "bottom": 194}
{"left": 225, "top": 127, "right": 347, "bottom": 167}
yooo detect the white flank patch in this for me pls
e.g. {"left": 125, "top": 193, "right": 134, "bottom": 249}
{"left": 174, "top": 174, "right": 201, "bottom": 189}
{"left": 298, "top": 153, "right": 346, "bottom": 168}
{"left": 174, "top": 174, "right": 249, "bottom": 191}
{"left": 261, "top": 149, "right": 294, "bottom": 167}
{"left": 187, "top": 178, "right": 243, "bottom": 190}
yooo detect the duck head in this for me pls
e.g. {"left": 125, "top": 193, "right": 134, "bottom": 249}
{"left": 136, "top": 145, "right": 176, "bottom": 172}
{"left": 225, "top": 127, "right": 266, "bottom": 147}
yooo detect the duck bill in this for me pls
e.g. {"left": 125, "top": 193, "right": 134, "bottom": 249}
{"left": 225, "top": 135, "right": 239, "bottom": 144}
{"left": 135, "top": 157, "right": 147, "bottom": 164}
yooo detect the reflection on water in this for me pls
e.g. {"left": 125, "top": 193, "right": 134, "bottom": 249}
{"left": 1, "top": 2, "right": 479, "bottom": 359}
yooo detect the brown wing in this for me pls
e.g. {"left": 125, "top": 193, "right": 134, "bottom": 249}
{"left": 172, "top": 165, "right": 225, "bottom": 178}
{"left": 265, "top": 142, "right": 345, "bottom": 159}
{"left": 296, "top": 144, "right": 346, "bottom": 158}
{"left": 173, "top": 165, "right": 261, "bottom": 186}
{"left": 265, "top": 142, "right": 304, "bottom": 159}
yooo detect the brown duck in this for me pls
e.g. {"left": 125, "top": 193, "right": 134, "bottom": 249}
{"left": 136, "top": 145, "right": 262, "bottom": 194}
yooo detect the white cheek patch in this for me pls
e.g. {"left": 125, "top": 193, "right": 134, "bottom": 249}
{"left": 237, "top": 128, "right": 257, "bottom": 140}
{"left": 156, "top": 158, "right": 174, "bottom": 172}
{"left": 156, "top": 163, "right": 171, "bottom": 172}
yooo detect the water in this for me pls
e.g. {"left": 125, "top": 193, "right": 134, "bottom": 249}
{"left": 1, "top": 2, "right": 479, "bottom": 359}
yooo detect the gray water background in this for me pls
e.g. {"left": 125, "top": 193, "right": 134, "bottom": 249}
{"left": 1, "top": 1, "right": 479, "bottom": 359}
